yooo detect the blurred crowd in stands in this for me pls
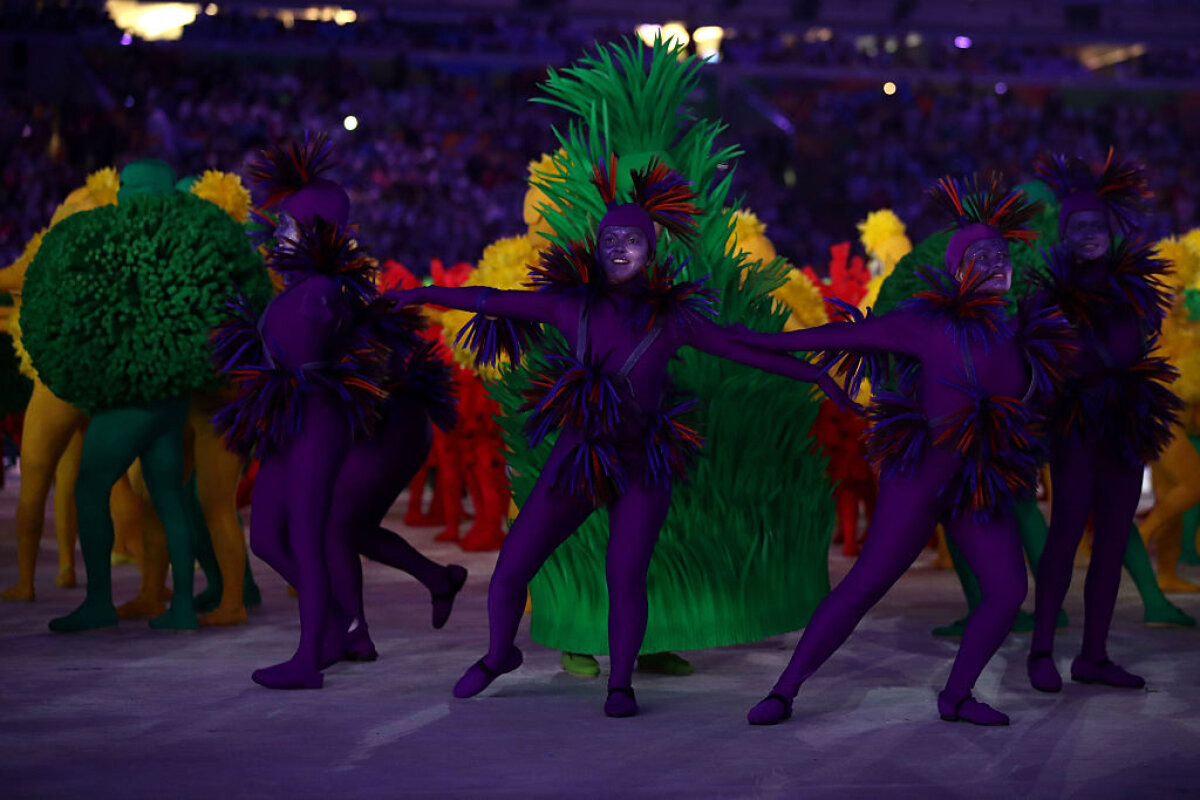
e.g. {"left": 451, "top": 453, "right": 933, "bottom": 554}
{"left": 3, "top": 14, "right": 1199, "bottom": 272}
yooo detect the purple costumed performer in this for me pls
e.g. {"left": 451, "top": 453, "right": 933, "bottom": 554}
{"left": 392, "top": 158, "right": 851, "bottom": 718}
{"left": 737, "top": 175, "right": 1078, "bottom": 726}
{"left": 213, "top": 135, "right": 465, "bottom": 688}
{"left": 1026, "top": 150, "right": 1180, "bottom": 693}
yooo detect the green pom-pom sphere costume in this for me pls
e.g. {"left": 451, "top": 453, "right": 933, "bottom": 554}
{"left": 21, "top": 159, "right": 272, "bottom": 632}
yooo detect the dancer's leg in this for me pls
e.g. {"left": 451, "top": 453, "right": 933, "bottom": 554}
{"left": 1029, "top": 443, "right": 1095, "bottom": 689}
{"left": 603, "top": 479, "right": 672, "bottom": 716}
{"left": 4, "top": 384, "right": 84, "bottom": 599}
{"left": 752, "top": 451, "right": 953, "bottom": 721}
{"left": 192, "top": 406, "right": 251, "bottom": 625}
{"left": 50, "top": 400, "right": 181, "bottom": 632}
{"left": 453, "top": 454, "right": 594, "bottom": 698}
{"left": 940, "top": 514, "right": 1025, "bottom": 725}
{"left": 1124, "top": 522, "right": 1194, "bottom": 626}
{"left": 252, "top": 401, "right": 348, "bottom": 689}
{"left": 138, "top": 397, "right": 199, "bottom": 631}
{"left": 1074, "top": 453, "right": 1144, "bottom": 686}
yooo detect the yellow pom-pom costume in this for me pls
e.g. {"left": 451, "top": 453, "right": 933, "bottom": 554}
{"left": 190, "top": 170, "right": 253, "bottom": 223}
{"left": 857, "top": 209, "right": 913, "bottom": 311}
{"left": 1139, "top": 231, "right": 1200, "bottom": 592}
{"left": 1, "top": 168, "right": 134, "bottom": 600}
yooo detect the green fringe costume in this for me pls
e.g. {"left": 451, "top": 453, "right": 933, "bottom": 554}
{"left": 22, "top": 162, "right": 272, "bottom": 632}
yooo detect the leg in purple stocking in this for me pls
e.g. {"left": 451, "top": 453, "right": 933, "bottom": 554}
{"left": 252, "top": 402, "right": 349, "bottom": 690}
{"left": 1029, "top": 443, "right": 1096, "bottom": 693}
{"left": 333, "top": 415, "right": 465, "bottom": 634}
{"left": 939, "top": 515, "right": 1026, "bottom": 725}
{"left": 454, "top": 451, "right": 595, "bottom": 698}
{"left": 249, "top": 458, "right": 294, "bottom": 584}
{"left": 1073, "top": 453, "right": 1145, "bottom": 689}
{"left": 603, "top": 479, "right": 672, "bottom": 718}
{"left": 748, "top": 450, "right": 953, "bottom": 725}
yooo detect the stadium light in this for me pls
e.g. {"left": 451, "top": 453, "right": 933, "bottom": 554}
{"left": 882, "top": 81, "right": 897, "bottom": 96}
{"left": 636, "top": 24, "right": 661, "bottom": 46}
{"left": 660, "top": 22, "right": 690, "bottom": 49}
{"left": 106, "top": 1, "right": 200, "bottom": 42}
{"left": 343, "top": 115, "right": 359, "bottom": 131}
{"left": 693, "top": 25, "right": 724, "bottom": 63}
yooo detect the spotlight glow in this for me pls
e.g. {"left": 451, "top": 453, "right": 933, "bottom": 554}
{"left": 953, "top": 35, "right": 972, "bottom": 49}
{"left": 635, "top": 24, "right": 661, "bottom": 46}
{"left": 660, "top": 21, "right": 690, "bottom": 49}
{"left": 120, "top": 32, "right": 133, "bottom": 45}
{"left": 343, "top": 115, "right": 359, "bottom": 131}
{"left": 693, "top": 25, "right": 724, "bottom": 63}
{"left": 994, "top": 81, "right": 1008, "bottom": 95}
{"left": 107, "top": 1, "right": 200, "bottom": 42}
{"left": 882, "top": 81, "right": 897, "bottom": 96}
{"left": 204, "top": 3, "right": 217, "bottom": 14}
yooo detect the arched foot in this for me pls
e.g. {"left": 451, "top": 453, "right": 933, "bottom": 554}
{"left": 431, "top": 565, "right": 467, "bottom": 629}
{"left": 252, "top": 660, "right": 324, "bottom": 690}
{"left": 49, "top": 602, "right": 119, "bottom": 633}
{"left": 453, "top": 647, "right": 523, "bottom": 698}
{"left": 1143, "top": 601, "right": 1196, "bottom": 628}
{"left": 932, "top": 617, "right": 967, "bottom": 638}
{"left": 561, "top": 652, "right": 600, "bottom": 677}
{"left": 149, "top": 605, "right": 199, "bottom": 631}
{"left": 193, "top": 586, "right": 222, "bottom": 614}
{"left": 1, "top": 582, "right": 35, "bottom": 602}
{"left": 747, "top": 693, "right": 793, "bottom": 726}
{"left": 1027, "top": 651, "right": 1062, "bottom": 693}
{"left": 937, "top": 692, "right": 1009, "bottom": 726}
{"left": 604, "top": 687, "right": 638, "bottom": 718}
{"left": 1070, "top": 656, "right": 1145, "bottom": 688}
{"left": 117, "top": 594, "right": 168, "bottom": 620}
{"left": 458, "top": 527, "right": 505, "bottom": 552}
{"left": 199, "top": 606, "right": 249, "bottom": 627}
{"left": 636, "top": 652, "right": 694, "bottom": 676}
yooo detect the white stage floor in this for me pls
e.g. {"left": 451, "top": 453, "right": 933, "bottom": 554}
{"left": 1, "top": 472, "right": 1198, "bottom": 799}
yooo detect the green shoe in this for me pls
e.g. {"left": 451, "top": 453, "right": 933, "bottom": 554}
{"left": 560, "top": 652, "right": 600, "bottom": 677}
{"left": 636, "top": 651, "right": 694, "bottom": 676}
{"left": 1011, "top": 610, "right": 1035, "bottom": 632}
{"left": 932, "top": 617, "right": 967, "bottom": 638}
{"left": 1144, "top": 602, "right": 1197, "bottom": 628}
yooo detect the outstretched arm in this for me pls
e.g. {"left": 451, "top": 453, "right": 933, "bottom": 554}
{"left": 686, "top": 318, "right": 859, "bottom": 412}
{"left": 389, "top": 286, "right": 563, "bottom": 328}
{"left": 730, "top": 311, "right": 922, "bottom": 358}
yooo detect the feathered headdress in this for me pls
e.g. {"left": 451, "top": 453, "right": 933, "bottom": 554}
{"left": 929, "top": 174, "right": 1043, "bottom": 272}
{"left": 246, "top": 131, "right": 349, "bottom": 227}
{"left": 1034, "top": 148, "right": 1150, "bottom": 236}
{"left": 591, "top": 154, "right": 700, "bottom": 251}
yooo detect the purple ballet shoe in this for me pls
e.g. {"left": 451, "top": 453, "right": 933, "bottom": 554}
{"left": 604, "top": 687, "right": 638, "bottom": 718}
{"left": 1070, "top": 656, "right": 1145, "bottom": 689}
{"left": 747, "top": 692, "right": 794, "bottom": 726}
{"left": 342, "top": 626, "right": 379, "bottom": 662}
{"left": 1027, "top": 651, "right": 1063, "bottom": 693}
{"left": 937, "top": 691, "right": 1010, "bottom": 726}
{"left": 432, "top": 565, "right": 468, "bottom": 630}
{"left": 252, "top": 659, "right": 324, "bottom": 690}
{"left": 453, "top": 647, "right": 523, "bottom": 698}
